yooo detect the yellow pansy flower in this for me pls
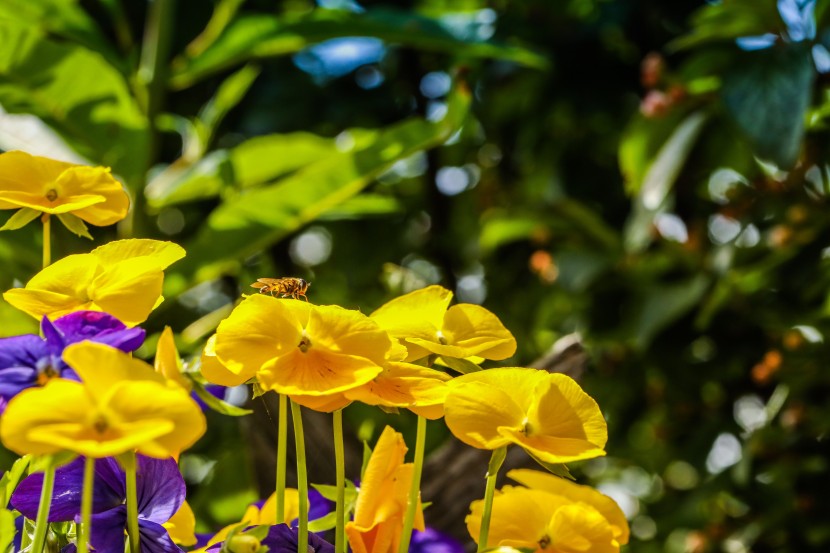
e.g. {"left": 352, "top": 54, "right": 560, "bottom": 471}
{"left": 466, "top": 485, "right": 625, "bottom": 553}
{"left": 214, "top": 295, "right": 392, "bottom": 397}
{"left": 0, "top": 151, "right": 129, "bottom": 227}
{"left": 370, "top": 285, "right": 516, "bottom": 363}
{"left": 0, "top": 342, "right": 205, "bottom": 458}
{"left": 507, "top": 469, "right": 629, "bottom": 545}
{"left": 444, "top": 368, "right": 607, "bottom": 464}
{"left": 3, "top": 239, "right": 185, "bottom": 326}
{"left": 346, "top": 426, "right": 425, "bottom": 553}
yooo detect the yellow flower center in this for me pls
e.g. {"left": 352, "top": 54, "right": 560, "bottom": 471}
{"left": 45, "top": 188, "right": 58, "bottom": 202}
{"left": 436, "top": 330, "right": 448, "bottom": 345}
{"left": 298, "top": 336, "right": 312, "bottom": 353}
{"left": 36, "top": 366, "right": 59, "bottom": 386}
{"left": 539, "top": 535, "right": 551, "bottom": 550}
{"left": 92, "top": 414, "right": 109, "bottom": 435}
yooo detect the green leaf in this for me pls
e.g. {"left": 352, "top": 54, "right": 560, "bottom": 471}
{"left": 0, "top": 0, "right": 124, "bottom": 71}
{"left": 307, "top": 511, "right": 338, "bottom": 533}
{"left": 526, "top": 451, "right": 575, "bottom": 480}
{"left": 722, "top": 44, "right": 815, "bottom": 169}
{"left": 0, "top": 454, "right": 30, "bottom": 506}
{"left": 175, "top": 83, "right": 470, "bottom": 281}
{"left": 191, "top": 379, "right": 253, "bottom": 417}
{"left": 146, "top": 132, "right": 338, "bottom": 208}
{"left": 629, "top": 275, "right": 710, "bottom": 349}
{"left": 318, "top": 194, "right": 403, "bottom": 220}
{"left": 56, "top": 213, "right": 93, "bottom": 239}
{"left": 670, "top": 0, "right": 783, "bottom": 51}
{"left": 438, "top": 356, "right": 482, "bottom": 374}
{"left": 624, "top": 111, "right": 708, "bottom": 253}
{"left": 0, "top": 508, "right": 15, "bottom": 553}
{"left": 199, "top": 64, "right": 261, "bottom": 139}
{"left": 0, "top": 208, "right": 40, "bottom": 231}
{"left": 170, "top": 9, "right": 547, "bottom": 89}
{"left": 0, "top": 21, "right": 149, "bottom": 181}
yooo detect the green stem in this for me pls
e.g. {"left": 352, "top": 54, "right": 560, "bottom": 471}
{"left": 124, "top": 453, "right": 140, "bottom": 553}
{"left": 333, "top": 409, "right": 346, "bottom": 553}
{"left": 78, "top": 457, "right": 95, "bottom": 553}
{"left": 41, "top": 214, "right": 50, "bottom": 268}
{"left": 290, "top": 400, "right": 308, "bottom": 553}
{"left": 31, "top": 457, "right": 56, "bottom": 553}
{"left": 398, "top": 415, "right": 427, "bottom": 553}
{"left": 477, "top": 447, "right": 507, "bottom": 552}
{"left": 275, "top": 394, "right": 288, "bottom": 524}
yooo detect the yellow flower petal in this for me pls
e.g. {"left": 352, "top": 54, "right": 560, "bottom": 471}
{"left": 548, "top": 503, "right": 619, "bottom": 553}
{"left": 0, "top": 379, "right": 91, "bottom": 455}
{"left": 91, "top": 239, "right": 185, "bottom": 269}
{"left": 466, "top": 487, "right": 561, "bottom": 549}
{"left": 164, "top": 501, "right": 198, "bottom": 547}
{"left": 0, "top": 151, "right": 129, "bottom": 225}
{"left": 444, "top": 368, "right": 548, "bottom": 450}
{"left": 200, "top": 335, "right": 251, "bottom": 387}
{"left": 63, "top": 342, "right": 165, "bottom": 401}
{"left": 344, "top": 362, "right": 449, "bottom": 419}
{"left": 507, "top": 469, "right": 629, "bottom": 544}
{"left": 2, "top": 239, "right": 184, "bottom": 325}
{"left": 289, "top": 392, "right": 351, "bottom": 412}
{"left": 370, "top": 285, "right": 451, "bottom": 343}
{"left": 258, "top": 349, "right": 382, "bottom": 396}
{"left": 347, "top": 426, "right": 424, "bottom": 553}
{"left": 155, "top": 327, "right": 191, "bottom": 390}
{"left": 441, "top": 303, "right": 516, "bottom": 360}
{"left": 214, "top": 295, "right": 303, "bottom": 378}
{"left": 27, "top": 418, "right": 176, "bottom": 458}
{"left": 307, "top": 304, "right": 392, "bottom": 366}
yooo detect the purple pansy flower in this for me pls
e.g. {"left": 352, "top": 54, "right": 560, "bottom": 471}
{"left": 205, "top": 524, "right": 334, "bottom": 553}
{"left": 0, "top": 311, "right": 145, "bottom": 406}
{"left": 410, "top": 527, "right": 466, "bottom": 553}
{"left": 12, "top": 455, "right": 185, "bottom": 553}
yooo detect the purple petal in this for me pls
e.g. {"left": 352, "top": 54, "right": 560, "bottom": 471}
{"left": 308, "top": 488, "right": 334, "bottom": 523}
{"left": 139, "top": 519, "right": 185, "bottom": 553}
{"left": 51, "top": 311, "right": 145, "bottom": 352}
{"left": 11, "top": 458, "right": 124, "bottom": 521}
{"left": 207, "top": 525, "right": 334, "bottom": 553}
{"left": 95, "top": 457, "right": 127, "bottom": 500}
{"left": 135, "top": 456, "right": 185, "bottom": 524}
{"left": 0, "top": 334, "right": 47, "bottom": 398}
{"left": 410, "top": 527, "right": 466, "bottom": 553}
{"left": 89, "top": 505, "right": 128, "bottom": 553}
{"left": 61, "top": 545, "right": 77, "bottom": 553}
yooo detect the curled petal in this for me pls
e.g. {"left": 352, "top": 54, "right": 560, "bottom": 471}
{"left": 257, "top": 349, "right": 382, "bottom": 396}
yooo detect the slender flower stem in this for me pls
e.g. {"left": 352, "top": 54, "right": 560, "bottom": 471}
{"left": 78, "top": 456, "right": 95, "bottom": 553}
{"left": 290, "top": 400, "right": 309, "bottom": 553}
{"left": 333, "top": 409, "right": 346, "bottom": 553}
{"left": 41, "top": 214, "right": 51, "bottom": 268}
{"left": 124, "top": 453, "right": 140, "bottom": 553}
{"left": 398, "top": 415, "right": 427, "bottom": 553}
{"left": 477, "top": 446, "right": 507, "bottom": 552}
{"left": 275, "top": 394, "right": 288, "bottom": 524}
{"left": 31, "top": 457, "right": 56, "bottom": 553}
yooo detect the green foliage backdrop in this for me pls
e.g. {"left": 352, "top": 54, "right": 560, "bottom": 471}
{"left": 2, "top": 0, "right": 830, "bottom": 551}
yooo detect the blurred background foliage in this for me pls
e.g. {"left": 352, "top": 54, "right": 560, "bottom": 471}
{"left": 2, "top": 0, "right": 830, "bottom": 551}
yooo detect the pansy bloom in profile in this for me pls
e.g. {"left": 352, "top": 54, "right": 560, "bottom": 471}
{"left": 466, "top": 470, "right": 629, "bottom": 553}
{"left": 345, "top": 426, "right": 425, "bottom": 553}
{"left": 12, "top": 455, "right": 188, "bottom": 553}
{"left": 0, "top": 311, "right": 144, "bottom": 408}
{"left": 213, "top": 295, "right": 394, "bottom": 398}
{"left": 0, "top": 150, "right": 130, "bottom": 232}
{"left": 370, "top": 285, "right": 516, "bottom": 364}
{"left": 444, "top": 368, "right": 607, "bottom": 464}
{"left": 0, "top": 342, "right": 206, "bottom": 458}
{"left": 3, "top": 239, "right": 185, "bottom": 326}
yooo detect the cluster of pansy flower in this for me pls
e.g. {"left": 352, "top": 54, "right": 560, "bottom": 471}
{"left": 0, "top": 151, "right": 629, "bottom": 553}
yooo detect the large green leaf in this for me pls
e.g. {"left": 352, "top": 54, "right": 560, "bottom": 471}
{"left": 0, "top": 21, "right": 148, "bottom": 180}
{"left": 624, "top": 111, "right": 708, "bottom": 252}
{"left": 175, "top": 85, "right": 470, "bottom": 281}
{"left": 722, "top": 43, "right": 815, "bottom": 169}
{"left": 170, "top": 8, "right": 547, "bottom": 89}
{"left": 670, "top": 0, "right": 783, "bottom": 51}
{"left": 146, "top": 132, "right": 339, "bottom": 207}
